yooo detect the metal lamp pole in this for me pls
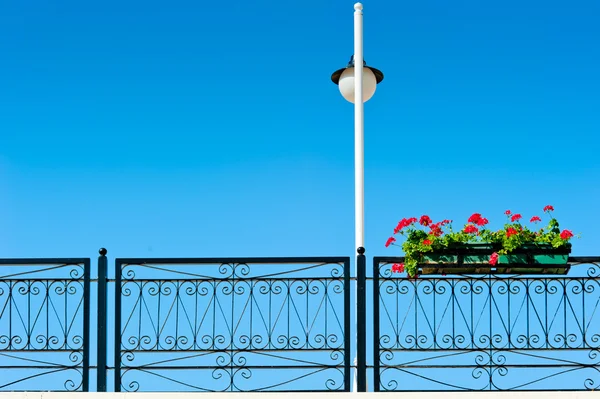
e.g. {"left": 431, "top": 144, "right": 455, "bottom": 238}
{"left": 353, "top": 7, "right": 367, "bottom": 391}
{"left": 331, "top": 3, "right": 383, "bottom": 392}
{"left": 354, "top": 3, "right": 365, "bottom": 253}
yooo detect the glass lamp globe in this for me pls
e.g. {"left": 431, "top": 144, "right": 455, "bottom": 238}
{"left": 331, "top": 56, "right": 384, "bottom": 104}
{"left": 338, "top": 67, "right": 378, "bottom": 103}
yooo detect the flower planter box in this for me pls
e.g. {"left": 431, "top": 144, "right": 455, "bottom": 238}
{"left": 418, "top": 243, "right": 571, "bottom": 275}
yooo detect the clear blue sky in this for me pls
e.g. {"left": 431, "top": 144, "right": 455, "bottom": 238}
{"left": 1, "top": 0, "right": 599, "bottom": 260}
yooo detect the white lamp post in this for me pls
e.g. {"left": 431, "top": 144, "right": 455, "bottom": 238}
{"left": 331, "top": 3, "right": 384, "bottom": 254}
{"left": 331, "top": 3, "right": 384, "bottom": 392}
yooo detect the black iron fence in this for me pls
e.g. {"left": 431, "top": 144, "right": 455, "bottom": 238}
{"left": 112, "top": 257, "right": 351, "bottom": 392}
{"left": 0, "top": 258, "right": 90, "bottom": 391}
{"left": 3, "top": 251, "right": 600, "bottom": 392}
{"left": 372, "top": 256, "right": 600, "bottom": 391}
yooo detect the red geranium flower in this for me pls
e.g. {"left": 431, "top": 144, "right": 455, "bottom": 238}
{"left": 511, "top": 214, "right": 522, "bottom": 222}
{"left": 391, "top": 263, "right": 405, "bottom": 273}
{"left": 429, "top": 223, "right": 444, "bottom": 237}
{"left": 394, "top": 217, "right": 418, "bottom": 233}
{"left": 544, "top": 205, "right": 554, "bottom": 212}
{"left": 441, "top": 219, "right": 452, "bottom": 225}
{"left": 476, "top": 217, "right": 489, "bottom": 226}
{"left": 560, "top": 230, "right": 574, "bottom": 240}
{"left": 464, "top": 224, "right": 478, "bottom": 234}
{"left": 422, "top": 239, "right": 432, "bottom": 245}
{"left": 505, "top": 210, "right": 511, "bottom": 215}
{"left": 394, "top": 218, "right": 407, "bottom": 234}
{"left": 420, "top": 215, "right": 432, "bottom": 226}
{"left": 506, "top": 227, "right": 518, "bottom": 238}
{"left": 530, "top": 216, "right": 541, "bottom": 223}
{"left": 468, "top": 213, "right": 482, "bottom": 224}
{"left": 385, "top": 237, "right": 396, "bottom": 247}
{"left": 489, "top": 252, "right": 499, "bottom": 266}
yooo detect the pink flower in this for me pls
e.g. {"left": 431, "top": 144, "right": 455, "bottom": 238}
{"left": 544, "top": 205, "right": 554, "bottom": 212}
{"left": 385, "top": 237, "right": 396, "bottom": 247}
{"left": 391, "top": 263, "right": 405, "bottom": 273}
{"left": 505, "top": 210, "right": 511, "bottom": 215}
{"left": 489, "top": 252, "right": 499, "bottom": 266}
{"left": 530, "top": 216, "right": 541, "bottom": 223}
{"left": 511, "top": 214, "right": 522, "bottom": 222}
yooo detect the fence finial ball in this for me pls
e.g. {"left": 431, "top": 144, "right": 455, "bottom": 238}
{"left": 99, "top": 248, "right": 107, "bottom": 256}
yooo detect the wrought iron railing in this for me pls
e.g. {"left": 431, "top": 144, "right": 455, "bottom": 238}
{"left": 5, "top": 252, "right": 600, "bottom": 392}
{"left": 372, "top": 256, "right": 600, "bottom": 391}
{"left": 0, "top": 258, "right": 90, "bottom": 391}
{"left": 113, "top": 257, "right": 351, "bottom": 392}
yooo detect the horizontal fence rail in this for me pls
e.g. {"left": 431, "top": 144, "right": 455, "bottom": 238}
{"left": 373, "top": 256, "right": 600, "bottom": 391}
{"left": 0, "top": 258, "right": 90, "bottom": 391}
{"left": 114, "top": 257, "right": 351, "bottom": 392}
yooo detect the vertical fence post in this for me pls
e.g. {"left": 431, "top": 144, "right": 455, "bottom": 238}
{"left": 357, "top": 247, "right": 367, "bottom": 391}
{"left": 372, "top": 257, "right": 380, "bottom": 392}
{"left": 83, "top": 259, "right": 91, "bottom": 392}
{"left": 97, "top": 248, "right": 108, "bottom": 392}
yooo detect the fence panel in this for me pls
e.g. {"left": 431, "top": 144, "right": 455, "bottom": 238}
{"left": 373, "top": 256, "right": 600, "bottom": 391}
{"left": 114, "top": 257, "right": 351, "bottom": 392}
{"left": 0, "top": 258, "right": 90, "bottom": 391}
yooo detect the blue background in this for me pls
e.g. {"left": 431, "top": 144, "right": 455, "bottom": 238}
{"left": 1, "top": 0, "right": 599, "bottom": 259}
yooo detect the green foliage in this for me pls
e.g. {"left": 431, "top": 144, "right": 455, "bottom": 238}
{"left": 386, "top": 208, "right": 577, "bottom": 277}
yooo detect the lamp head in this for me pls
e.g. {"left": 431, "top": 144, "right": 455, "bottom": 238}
{"left": 331, "top": 55, "right": 384, "bottom": 103}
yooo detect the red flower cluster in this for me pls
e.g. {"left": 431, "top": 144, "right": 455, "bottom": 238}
{"left": 506, "top": 227, "right": 518, "bottom": 238}
{"left": 489, "top": 252, "right": 499, "bottom": 266}
{"left": 464, "top": 224, "right": 478, "bottom": 234}
{"left": 511, "top": 214, "right": 522, "bottom": 222}
{"left": 420, "top": 215, "right": 432, "bottom": 226}
{"left": 391, "top": 263, "right": 405, "bottom": 273}
{"left": 429, "top": 224, "right": 443, "bottom": 237}
{"left": 428, "top": 219, "right": 451, "bottom": 237}
{"left": 505, "top": 210, "right": 511, "bottom": 215}
{"left": 385, "top": 237, "right": 396, "bottom": 247}
{"left": 394, "top": 217, "right": 418, "bottom": 234}
{"left": 530, "top": 216, "right": 541, "bottom": 223}
{"left": 560, "top": 230, "right": 574, "bottom": 240}
{"left": 422, "top": 239, "right": 432, "bottom": 246}
{"left": 468, "top": 213, "right": 482, "bottom": 223}
{"left": 544, "top": 205, "right": 554, "bottom": 212}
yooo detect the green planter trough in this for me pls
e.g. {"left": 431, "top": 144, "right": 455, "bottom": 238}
{"left": 418, "top": 243, "right": 571, "bottom": 275}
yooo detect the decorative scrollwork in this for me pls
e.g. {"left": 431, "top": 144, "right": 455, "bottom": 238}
{"left": 0, "top": 260, "right": 89, "bottom": 392}
{"left": 117, "top": 258, "right": 350, "bottom": 391}
{"left": 375, "top": 258, "right": 600, "bottom": 391}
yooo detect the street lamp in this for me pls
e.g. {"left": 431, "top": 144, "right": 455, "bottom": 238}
{"left": 330, "top": 2, "right": 384, "bottom": 254}
{"left": 330, "top": 3, "right": 384, "bottom": 392}
{"left": 331, "top": 56, "right": 384, "bottom": 103}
